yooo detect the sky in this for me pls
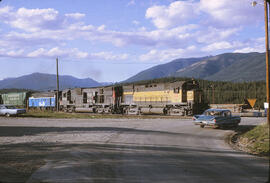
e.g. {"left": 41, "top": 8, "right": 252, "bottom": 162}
{"left": 0, "top": 0, "right": 266, "bottom": 82}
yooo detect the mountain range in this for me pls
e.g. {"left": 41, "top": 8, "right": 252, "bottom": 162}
{"left": 0, "top": 73, "right": 102, "bottom": 91}
{"left": 0, "top": 52, "right": 266, "bottom": 91}
{"left": 124, "top": 52, "right": 265, "bottom": 83}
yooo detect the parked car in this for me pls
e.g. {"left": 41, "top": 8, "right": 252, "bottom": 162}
{"left": 193, "top": 109, "right": 241, "bottom": 128}
{"left": 0, "top": 105, "right": 26, "bottom": 117}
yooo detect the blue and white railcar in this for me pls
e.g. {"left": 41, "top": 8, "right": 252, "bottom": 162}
{"left": 28, "top": 97, "right": 55, "bottom": 108}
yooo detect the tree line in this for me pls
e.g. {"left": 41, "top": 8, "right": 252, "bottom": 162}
{"left": 198, "top": 80, "right": 265, "bottom": 108}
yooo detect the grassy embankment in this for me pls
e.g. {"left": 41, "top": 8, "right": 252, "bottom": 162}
{"left": 234, "top": 123, "right": 269, "bottom": 156}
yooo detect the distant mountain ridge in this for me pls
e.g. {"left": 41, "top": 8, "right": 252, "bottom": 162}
{"left": 0, "top": 52, "right": 266, "bottom": 91}
{"left": 124, "top": 52, "right": 265, "bottom": 83}
{"left": 124, "top": 57, "right": 209, "bottom": 83}
{"left": 0, "top": 73, "right": 102, "bottom": 91}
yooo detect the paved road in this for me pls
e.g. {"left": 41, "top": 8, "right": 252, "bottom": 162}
{"left": 0, "top": 117, "right": 268, "bottom": 183}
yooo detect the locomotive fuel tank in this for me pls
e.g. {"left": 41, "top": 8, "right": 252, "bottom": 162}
{"left": 140, "top": 107, "right": 165, "bottom": 115}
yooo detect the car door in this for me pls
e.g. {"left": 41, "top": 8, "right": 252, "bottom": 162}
{"left": 0, "top": 105, "right": 5, "bottom": 115}
{"left": 218, "top": 111, "right": 230, "bottom": 126}
{"left": 224, "top": 111, "right": 234, "bottom": 125}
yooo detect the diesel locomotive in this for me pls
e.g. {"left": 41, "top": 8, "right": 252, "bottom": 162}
{"left": 59, "top": 79, "right": 205, "bottom": 115}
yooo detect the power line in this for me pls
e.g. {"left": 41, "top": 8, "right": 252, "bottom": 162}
{"left": 0, "top": 59, "right": 161, "bottom": 65}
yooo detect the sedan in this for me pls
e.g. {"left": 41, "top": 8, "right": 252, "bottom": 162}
{"left": 0, "top": 105, "right": 26, "bottom": 117}
{"left": 193, "top": 109, "right": 241, "bottom": 128}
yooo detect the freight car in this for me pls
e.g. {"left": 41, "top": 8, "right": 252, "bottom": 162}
{"left": 0, "top": 92, "right": 30, "bottom": 107}
{"left": 59, "top": 79, "right": 205, "bottom": 116}
{"left": 28, "top": 92, "right": 56, "bottom": 109}
{"left": 28, "top": 97, "right": 55, "bottom": 108}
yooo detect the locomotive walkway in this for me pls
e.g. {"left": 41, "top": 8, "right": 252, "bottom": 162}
{"left": 0, "top": 117, "right": 268, "bottom": 183}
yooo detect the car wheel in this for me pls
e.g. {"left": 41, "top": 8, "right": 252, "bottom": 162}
{"left": 5, "top": 113, "right": 10, "bottom": 117}
{"left": 200, "top": 124, "right": 205, "bottom": 128}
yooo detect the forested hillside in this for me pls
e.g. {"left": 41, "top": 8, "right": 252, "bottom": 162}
{"left": 124, "top": 52, "right": 265, "bottom": 83}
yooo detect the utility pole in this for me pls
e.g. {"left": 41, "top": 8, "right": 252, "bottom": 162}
{"left": 252, "top": 0, "right": 270, "bottom": 125}
{"left": 212, "top": 86, "right": 215, "bottom": 105}
{"left": 264, "top": 0, "right": 270, "bottom": 125}
{"left": 56, "top": 57, "right": 59, "bottom": 112}
{"left": 209, "top": 84, "right": 214, "bottom": 104}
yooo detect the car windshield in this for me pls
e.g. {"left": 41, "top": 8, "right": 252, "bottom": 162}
{"left": 204, "top": 111, "right": 222, "bottom": 116}
{"left": 6, "top": 106, "right": 16, "bottom": 109}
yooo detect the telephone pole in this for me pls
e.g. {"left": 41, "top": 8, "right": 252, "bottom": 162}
{"left": 56, "top": 57, "right": 59, "bottom": 112}
{"left": 264, "top": 0, "right": 270, "bottom": 125}
{"left": 252, "top": 0, "right": 270, "bottom": 125}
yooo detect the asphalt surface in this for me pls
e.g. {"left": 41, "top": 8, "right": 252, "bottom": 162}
{"left": 0, "top": 117, "right": 268, "bottom": 183}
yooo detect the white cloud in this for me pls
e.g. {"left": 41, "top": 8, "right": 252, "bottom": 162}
{"left": 90, "top": 52, "right": 129, "bottom": 60}
{"left": 0, "top": 48, "right": 25, "bottom": 58}
{"left": 25, "top": 47, "right": 129, "bottom": 60}
{"left": 10, "top": 8, "right": 60, "bottom": 32}
{"left": 199, "top": 0, "right": 263, "bottom": 26}
{"left": 139, "top": 46, "right": 197, "bottom": 62}
{"left": 127, "top": 0, "right": 136, "bottom": 6}
{"left": 233, "top": 37, "right": 264, "bottom": 53}
{"left": 0, "top": 6, "right": 13, "bottom": 19}
{"left": 0, "top": 46, "right": 129, "bottom": 61}
{"left": 233, "top": 47, "right": 262, "bottom": 53}
{"left": 201, "top": 41, "right": 234, "bottom": 52}
{"left": 97, "top": 24, "right": 106, "bottom": 31}
{"left": 146, "top": 0, "right": 263, "bottom": 29}
{"left": 201, "top": 37, "right": 265, "bottom": 53}
{"left": 146, "top": 1, "right": 198, "bottom": 29}
{"left": 6, "top": 49, "right": 24, "bottom": 57}
{"left": 197, "top": 27, "right": 241, "bottom": 44}
{"left": 65, "top": 13, "right": 85, "bottom": 19}
{"left": 0, "top": 6, "right": 86, "bottom": 32}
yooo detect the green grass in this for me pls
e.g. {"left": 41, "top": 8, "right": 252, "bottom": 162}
{"left": 239, "top": 123, "right": 269, "bottom": 156}
{"left": 21, "top": 110, "right": 189, "bottom": 119}
{"left": 22, "top": 110, "right": 131, "bottom": 119}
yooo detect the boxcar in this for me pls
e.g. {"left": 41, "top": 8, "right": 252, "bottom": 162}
{"left": 1, "top": 92, "right": 29, "bottom": 107}
{"left": 28, "top": 97, "right": 55, "bottom": 108}
{"left": 28, "top": 91, "right": 56, "bottom": 108}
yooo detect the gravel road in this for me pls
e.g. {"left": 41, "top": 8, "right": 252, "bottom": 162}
{"left": 0, "top": 117, "right": 268, "bottom": 183}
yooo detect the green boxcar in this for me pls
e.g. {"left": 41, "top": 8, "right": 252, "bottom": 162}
{"left": 1, "top": 92, "right": 28, "bottom": 107}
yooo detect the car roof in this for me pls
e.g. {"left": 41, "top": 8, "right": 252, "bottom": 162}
{"left": 205, "top": 109, "right": 231, "bottom": 112}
